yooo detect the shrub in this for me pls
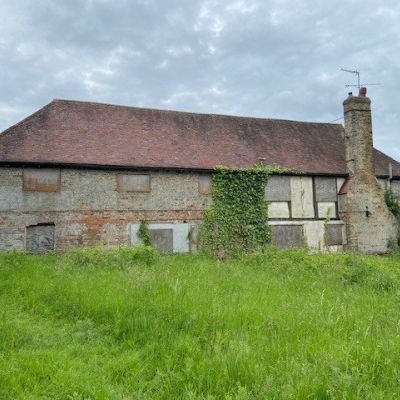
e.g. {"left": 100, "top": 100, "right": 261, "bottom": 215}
{"left": 137, "top": 220, "right": 152, "bottom": 247}
{"left": 341, "top": 253, "right": 398, "bottom": 291}
{"left": 385, "top": 188, "right": 400, "bottom": 220}
{"left": 385, "top": 189, "right": 400, "bottom": 248}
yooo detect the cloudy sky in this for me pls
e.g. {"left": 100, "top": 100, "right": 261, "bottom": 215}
{"left": 1, "top": 0, "right": 399, "bottom": 160}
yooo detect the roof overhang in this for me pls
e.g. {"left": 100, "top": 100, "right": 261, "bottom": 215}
{"left": 4, "top": 160, "right": 397, "bottom": 178}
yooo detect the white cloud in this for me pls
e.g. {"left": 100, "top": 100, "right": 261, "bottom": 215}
{"left": 194, "top": 2, "right": 225, "bottom": 37}
{"left": 166, "top": 46, "right": 193, "bottom": 57}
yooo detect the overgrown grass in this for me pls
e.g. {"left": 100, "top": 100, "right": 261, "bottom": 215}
{"left": 1, "top": 246, "right": 400, "bottom": 399}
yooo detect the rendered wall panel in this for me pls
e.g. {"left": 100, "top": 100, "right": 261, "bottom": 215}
{"left": 290, "top": 177, "right": 314, "bottom": 218}
{"left": 317, "top": 202, "right": 337, "bottom": 219}
{"left": 336, "top": 177, "right": 346, "bottom": 193}
{"left": 268, "top": 202, "right": 290, "bottom": 218}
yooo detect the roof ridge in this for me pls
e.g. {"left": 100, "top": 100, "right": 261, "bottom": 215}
{"left": 0, "top": 101, "right": 55, "bottom": 140}
{"left": 52, "top": 98, "right": 343, "bottom": 127}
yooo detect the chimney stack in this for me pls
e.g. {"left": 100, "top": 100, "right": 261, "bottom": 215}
{"left": 339, "top": 90, "right": 398, "bottom": 253}
{"left": 343, "top": 87, "right": 374, "bottom": 183}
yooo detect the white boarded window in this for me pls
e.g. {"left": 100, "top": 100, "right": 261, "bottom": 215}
{"left": 117, "top": 174, "right": 150, "bottom": 192}
{"left": 23, "top": 169, "right": 61, "bottom": 192}
{"left": 198, "top": 175, "right": 212, "bottom": 195}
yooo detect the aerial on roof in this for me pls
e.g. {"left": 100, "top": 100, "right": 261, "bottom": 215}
{"left": 0, "top": 99, "right": 399, "bottom": 177}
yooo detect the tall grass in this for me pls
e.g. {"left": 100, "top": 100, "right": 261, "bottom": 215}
{"left": 0, "top": 247, "right": 400, "bottom": 399}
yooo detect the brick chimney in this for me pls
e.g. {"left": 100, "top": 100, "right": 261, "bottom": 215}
{"left": 339, "top": 88, "right": 398, "bottom": 253}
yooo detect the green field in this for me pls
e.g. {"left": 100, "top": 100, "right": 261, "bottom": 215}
{"left": 1, "top": 246, "right": 400, "bottom": 399}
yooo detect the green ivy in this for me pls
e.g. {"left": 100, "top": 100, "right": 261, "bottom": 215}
{"left": 200, "top": 165, "right": 288, "bottom": 257}
{"left": 138, "top": 220, "right": 152, "bottom": 247}
{"left": 385, "top": 189, "right": 400, "bottom": 220}
{"left": 385, "top": 188, "right": 400, "bottom": 248}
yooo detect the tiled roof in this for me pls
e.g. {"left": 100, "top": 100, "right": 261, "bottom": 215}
{"left": 0, "top": 99, "right": 399, "bottom": 177}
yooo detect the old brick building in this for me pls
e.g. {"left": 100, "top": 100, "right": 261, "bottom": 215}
{"left": 0, "top": 89, "right": 399, "bottom": 253}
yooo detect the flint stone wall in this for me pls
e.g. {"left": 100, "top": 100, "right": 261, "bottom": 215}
{"left": 0, "top": 168, "right": 209, "bottom": 251}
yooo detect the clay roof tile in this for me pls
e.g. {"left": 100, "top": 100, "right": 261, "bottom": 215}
{"left": 0, "top": 99, "right": 399, "bottom": 177}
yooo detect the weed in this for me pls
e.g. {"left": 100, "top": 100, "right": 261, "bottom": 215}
{"left": 1, "top": 249, "right": 400, "bottom": 399}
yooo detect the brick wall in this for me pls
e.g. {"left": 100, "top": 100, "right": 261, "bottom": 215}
{"left": 0, "top": 168, "right": 209, "bottom": 251}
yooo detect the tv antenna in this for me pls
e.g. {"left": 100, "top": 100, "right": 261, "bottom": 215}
{"left": 340, "top": 68, "right": 381, "bottom": 91}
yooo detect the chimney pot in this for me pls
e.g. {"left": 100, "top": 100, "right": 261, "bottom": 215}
{"left": 359, "top": 87, "right": 367, "bottom": 97}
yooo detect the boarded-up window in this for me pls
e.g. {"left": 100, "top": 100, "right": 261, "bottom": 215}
{"left": 130, "top": 223, "right": 190, "bottom": 253}
{"left": 117, "top": 174, "right": 150, "bottom": 192}
{"left": 325, "top": 224, "right": 343, "bottom": 246}
{"left": 198, "top": 175, "right": 212, "bottom": 195}
{"left": 149, "top": 229, "right": 173, "bottom": 253}
{"left": 271, "top": 225, "right": 304, "bottom": 248}
{"left": 23, "top": 169, "right": 60, "bottom": 192}
{"left": 26, "top": 224, "right": 55, "bottom": 252}
{"left": 315, "top": 177, "right": 337, "bottom": 202}
{"left": 265, "top": 176, "right": 291, "bottom": 201}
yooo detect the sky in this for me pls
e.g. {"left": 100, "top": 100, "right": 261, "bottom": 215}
{"left": 0, "top": 0, "right": 399, "bottom": 161}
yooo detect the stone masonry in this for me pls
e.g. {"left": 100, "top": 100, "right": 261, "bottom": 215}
{"left": 0, "top": 167, "right": 348, "bottom": 252}
{"left": 339, "top": 90, "right": 398, "bottom": 253}
{"left": 0, "top": 169, "right": 210, "bottom": 252}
